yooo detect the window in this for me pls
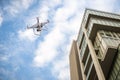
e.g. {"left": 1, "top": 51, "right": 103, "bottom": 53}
{"left": 80, "top": 37, "right": 86, "bottom": 57}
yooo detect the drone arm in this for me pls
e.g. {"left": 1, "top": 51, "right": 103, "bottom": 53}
{"left": 27, "top": 24, "right": 37, "bottom": 29}
{"left": 42, "top": 20, "right": 49, "bottom": 25}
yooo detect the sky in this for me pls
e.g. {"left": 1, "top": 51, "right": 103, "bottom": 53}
{"left": 0, "top": 0, "right": 120, "bottom": 80}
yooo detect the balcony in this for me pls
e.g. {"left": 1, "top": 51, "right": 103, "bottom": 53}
{"left": 94, "top": 31, "right": 120, "bottom": 78}
{"left": 99, "top": 37, "right": 120, "bottom": 60}
{"left": 80, "top": 37, "right": 87, "bottom": 58}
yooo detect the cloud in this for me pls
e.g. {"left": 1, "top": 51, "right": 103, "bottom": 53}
{"left": 51, "top": 53, "right": 70, "bottom": 80}
{"left": 53, "top": 0, "right": 79, "bottom": 22}
{"left": 3, "top": 0, "right": 33, "bottom": 16}
{"left": 0, "top": 44, "right": 12, "bottom": 62}
{"left": 18, "top": 29, "right": 37, "bottom": 41}
{"left": 33, "top": 28, "right": 65, "bottom": 67}
{"left": 38, "top": 5, "right": 49, "bottom": 21}
{"left": 0, "top": 13, "right": 3, "bottom": 26}
{"left": 32, "top": 0, "right": 83, "bottom": 80}
{"left": 0, "top": 67, "right": 17, "bottom": 80}
{"left": 86, "top": 0, "right": 116, "bottom": 11}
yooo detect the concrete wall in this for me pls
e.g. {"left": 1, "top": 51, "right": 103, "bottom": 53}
{"left": 69, "top": 40, "right": 82, "bottom": 80}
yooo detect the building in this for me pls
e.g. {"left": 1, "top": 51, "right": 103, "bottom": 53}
{"left": 69, "top": 9, "right": 120, "bottom": 80}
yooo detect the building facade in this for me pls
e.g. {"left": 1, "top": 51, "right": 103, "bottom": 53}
{"left": 69, "top": 9, "right": 120, "bottom": 80}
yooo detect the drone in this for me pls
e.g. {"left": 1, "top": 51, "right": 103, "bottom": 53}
{"left": 27, "top": 17, "right": 49, "bottom": 35}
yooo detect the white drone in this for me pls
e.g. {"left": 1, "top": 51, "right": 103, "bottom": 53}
{"left": 27, "top": 17, "right": 49, "bottom": 35}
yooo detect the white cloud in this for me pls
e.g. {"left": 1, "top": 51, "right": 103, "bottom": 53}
{"left": 34, "top": 77, "right": 43, "bottom": 80}
{"left": 0, "top": 55, "right": 9, "bottom": 61}
{"left": 21, "top": 0, "right": 34, "bottom": 9}
{"left": 0, "top": 13, "right": 3, "bottom": 26}
{"left": 3, "top": 0, "right": 33, "bottom": 16}
{"left": 32, "top": 0, "right": 82, "bottom": 80}
{"left": 53, "top": 0, "right": 79, "bottom": 22}
{"left": 87, "top": 0, "right": 116, "bottom": 11}
{"left": 51, "top": 54, "right": 70, "bottom": 80}
{"left": 18, "top": 29, "right": 37, "bottom": 41}
{"left": 38, "top": 5, "right": 49, "bottom": 21}
{"left": 33, "top": 28, "right": 65, "bottom": 67}
{"left": 58, "top": 68, "right": 70, "bottom": 80}
{"left": 0, "top": 44, "right": 9, "bottom": 61}
{"left": 0, "top": 68, "right": 17, "bottom": 80}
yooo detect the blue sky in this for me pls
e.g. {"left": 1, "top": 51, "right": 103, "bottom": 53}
{"left": 0, "top": 0, "right": 120, "bottom": 80}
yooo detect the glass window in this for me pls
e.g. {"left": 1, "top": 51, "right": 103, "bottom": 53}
{"left": 80, "top": 37, "right": 86, "bottom": 57}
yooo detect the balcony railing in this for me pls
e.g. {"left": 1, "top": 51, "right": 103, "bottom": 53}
{"left": 94, "top": 30, "right": 120, "bottom": 61}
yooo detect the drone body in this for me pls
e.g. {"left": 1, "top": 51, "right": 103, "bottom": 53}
{"left": 27, "top": 17, "right": 49, "bottom": 35}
